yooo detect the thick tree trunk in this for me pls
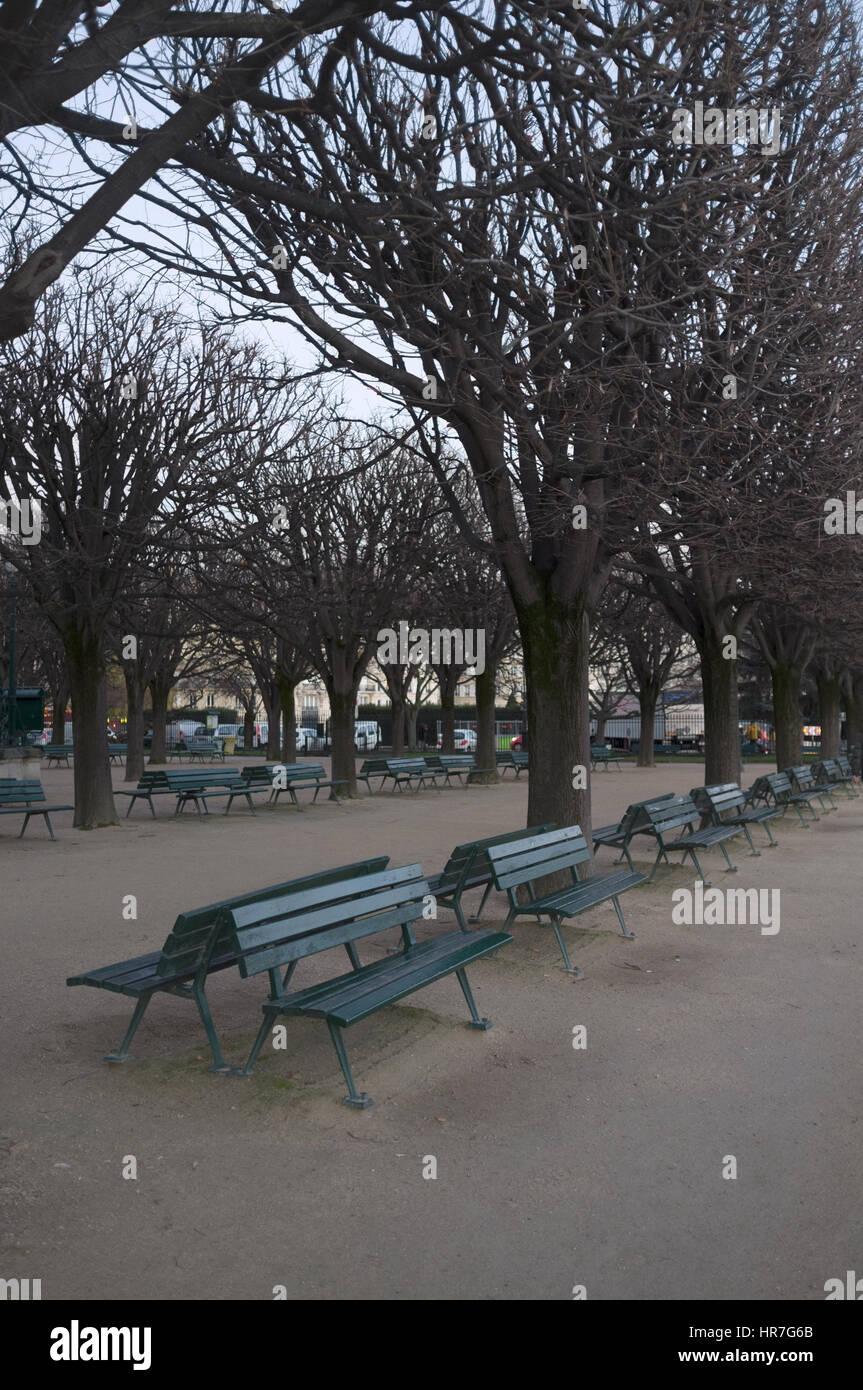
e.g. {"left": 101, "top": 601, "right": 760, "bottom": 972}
{"left": 593, "top": 714, "right": 607, "bottom": 745}
{"left": 637, "top": 686, "right": 658, "bottom": 767}
{"left": 64, "top": 629, "right": 116, "bottom": 828}
{"left": 434, "top": 667, "right": 459, "bottom": 753}
{"left": 148, "top": 675, "right": 171, "bottom": 764}
{"left": 329, "top": 684, "right": 358, "bottom": 795}
{"left": 123, "top": 665, "right": 146, "bottom": 782}
{"left": 698, "top": 637, "right": 741, "bottom": 785}
{"left": 817, "top": 672, "right": 842, "bottom": 759}
{"left": 845, "top": 673, "right": 862, "bottom": 776}
{"left": 242, "top": 706, "right": 255, "bottom": 753}
{"left": 50, "top": 684, "right": 68, "bottom": 743}
{"left": 516, "top": 593, "right": 591, "bottom": 846}
{"left": 259, "top": 680, "right": 281, "bottom": 759}
{"left": 470, "top": 662, "right": 499, "bottom": 784}
{"left": 278, "top": 675, "right": 297, "bottom": 763}
{"left": 406, "top": 707, "right": 418, "bottom": 751}
{"left": 391, "top": 695, "right": 406, "bottom": 755}
{"left": 771, "top": 662, "right": 802, "bottom": 770}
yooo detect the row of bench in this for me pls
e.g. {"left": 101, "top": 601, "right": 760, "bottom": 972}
{"left": 64, "top": 757, "right": 859, "bottom": 1104}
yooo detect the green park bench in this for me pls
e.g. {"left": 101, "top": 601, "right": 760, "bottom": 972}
{"left": 690, "top": 782, "right": 782, "bottom": 850}
{"left": 425, "top": 753, "right": 495, "bottom": 785}
{"left": 0, "top": 779, "right": 73, "bottom": 840}
{"left": 836, "top": 754, "right": 860, "bottom": 793}
{"left": 223, "top": 862, "right": 512, "bottom": 1106}
{"left": 485, "top": 825, "right": 646, "bottom": 976}
{"left": 813, "top": 758, "right": 857, "bottom": 800}
{"left": 44, "top": 744, "right": 73, "bottom": 767}
{"left": 186, "top": 738, "right": 225, "bottom": 763}
{"left": 358, "top": 757, "right": 394, "bottom": 793}
{"left": 495, "top": 750, "right": 528, "bottom": 776}
{"left": 426, "top": 823, "right": 556, "bottom": 931}
{"left": 592, "top": 793, "right": 676, "bottom": 871}
{"left": 116, "top": 769, "right": 175, "bottom": 817}
{"left": 749, "top": 771, "right": 822, "bottom": 826}
{"left": 163, "top": 769, "right": 254, "bottom": 818}
{"left": 262, "top": 763, "right": 348, "bottom": 807}
{"left": 635, "top": 795, "right": 745, "bottom": 883}
{"left": 590, "top": 744, "right": 625, "bottom": 770}
{"left": 66, "top": 858, "right": 390, "bottom": 1071}
{"left": 108, "top": 744, "right": 128, "bottom": 765}
{"left": 788, "top": 764, "right": 837, "bottom": 812}
{"left": 381, "top": 757, "right": 442, "bottom": 793}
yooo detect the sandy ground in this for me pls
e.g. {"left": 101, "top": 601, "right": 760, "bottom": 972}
{"left": 1, "top": 757, "right": 860, "bottom": 1301}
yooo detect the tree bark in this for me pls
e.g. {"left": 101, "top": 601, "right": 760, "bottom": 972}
{"left": 698, "top": 637, "right": 741, "bottom": 785}
{"left": 278, "top": 674, "right": 297, "bottom": 764}
{"left": 434, "top": 666, "right": 459, "bottom": 754}
{"left": 593, "top": 713, "right": 607, "bottom": 744}
{"left": 329, "top": 684, "right": 358, "bottom": 795}
{"left": 123, "top": 664, "right": 146, "bottom": 782}
{"left": 260, "top": 679, "right": 281, "bottom": 759}
{"left": 771, "top": 662, "right": 803, "bottom": 770}
{"left": 470, "top": 662, "right": 499, "bottom": 784}
{"left": 390, "top": 695, "right": 406, "bottom": 755}
{"left": 406, "top": 707, "right": 418, "bottom": 751}
{"left": 817, "top": 672, "right": 842, "bottom": 759}
{"left": 845, "top": 673, "right": 862, "bottom": 775}
{"left": 148, "top": 674, "right": 172, "bottom": 764}
{"left": 637, "top": 685, "right": 658, "bottom": 767}
{"left": 51, "top": 684, "right": 68, "bottom": 743}
{"left": 64, "top": 628, "right": 116, "bottom": 827}
{"left": 516, "top": 593, "right": 591, "bottom": 848}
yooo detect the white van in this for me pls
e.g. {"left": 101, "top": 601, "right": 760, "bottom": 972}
{"left": 354, "top": 721, "right": 382, "bottom": 752}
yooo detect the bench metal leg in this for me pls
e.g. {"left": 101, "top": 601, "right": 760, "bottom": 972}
{"left": 327, "top": 1020, "right": 372, "bottom": 1108}
{"left": 345, "top": 942, "right": 362, "bottom": 971}
{"left": 105, "top": 996, "right": 151, "bottom": 1063}
{"left": 455, "top": 967, "right": 492, "bottom": 1029}
{"left": 230, "top": 1008, "right": 276, "bottom": 1078}
{"left": 647, "top": 843, "right": 666, "bottom": 882}
{"left": 194, "top": 986, "right": 230, "bottom": 1072}
{"left": 718, "top": 841, "right": 737, "bottom": 873}
{"left": 762, "top": 820, "right": 779, "bottom": 847}
{"left": 740, "top": 824, "right": 760, "bottom": 857}
{"left": 468, "top": 881, "right": 494, "bottom": 926}
{"left": 686, "top": 847, "right": 710, "bottom": 886}
{"left": 550, "top": 920, "right": 583, "bottom": 977}
{"left": 611, "top": 895, "right": 635, "bottom": 938}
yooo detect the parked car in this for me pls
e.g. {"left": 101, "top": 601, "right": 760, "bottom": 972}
{"left": 296, "top": 727, "right": 323, "bottom": 752}
{"left": 441, "top": 728, "right": 477, "bottom": 751}
{"left": 26, "top": 729, "right": 52, "bottom": 746}
{"left": 354, "top": 721, "right": 382, "bottom": 752}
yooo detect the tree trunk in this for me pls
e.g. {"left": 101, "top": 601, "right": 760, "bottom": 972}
{"left": 329, "top": 684, "right": 358, "bottom": 795}
{"left": 637, "top": 686, "right": 658, "bottom": 767}
{"left": 817, "top": 672, "right": 842, "bottom": 759}
{"left": 406, "top": 707, "right": 418, "bottom": 751}
{"left": 64, "top": 628, "right": 116, "bottom": 828}
{"left": 845, "top": 673, "right": 862, "bottom": 776}
{"left": 242, "top": 706, "right": 255, "bottom": 753}
{"left": 515, "top": 593, "right": 591, "bottom": 846}
{"left": 148, "top": 674, "right": 171, "bottom": 764}
{"left": 278, "top": 674, "right": 297, "bottom": 764}
{"left": 123, "top": 665, "right": 146, "bottom": 782}
{"left": 470, "top": 662, "right": 499, "bottom": 784}
{"left": 261, "top": 680, "right": 281, "bottom": 759}
{"left": 434, "top": 667, "right": 459, "bottom": 754}
{"left": 698, "top": 637, "right": 741, "bottom": 785}
{"left": 51, "top": 684, "right": 68, "bottom": 743}
{"left": 593, "top": 714, "right": 607, "bottom": 744}
{"left": 771, "top": 661, "right": 802, "bottom": 770}
{"left": 390, "top": 695, "right": 406, "bottom": 755}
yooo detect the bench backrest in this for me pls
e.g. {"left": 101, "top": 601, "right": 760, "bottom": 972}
{"left": 813, "top": 759, "right": 839, "bottom": 782}
{"left": 45, "top": 745, "right": 72, "bottom": 754}
{"left": 591, "top": 744, "right": 613, "bottom": 755}
{"left": 386, "top": 758, "right": 428, "bottom": 773}
{"left": 136, "top": 770, "right": 171, "bottom": 788}
{"left": 691, "top": 783, "right": 747, "bottom": 819}
{"left": 162, "top": 770, "right": 244, "bottom": 789}
{"left": 787, "top": 764, "right": 816, "bottom": 790}
{"left": 439, "top": 755, "right": 475, "bottom": 768}
{"left": 435, "top": 823, "right": 557, "bottom": 896}
{"left": 487, "top": 825, "right": 588, "bottom": 892}
{"left": 219, "top": 864, "right": 428, "bottom": 979}
{"left": 632, "top": 795, "right": 699, "bottom": 836}
{"left": 154, "top": 857, "right": 390, "bottom": 980}
{"left": 0, "top": 780, "right": 46, "bottom": 805}
{"left": 837, "top": 755, "right": 854, "bottom": 777}
{"left": 612, "top": 792, "right": 676, "bottom": 834}
{"left": 359, "top": 757, "right": 390, "bottom": 775}
{"left": 752, "top": 772, "right": 793, "bottom": 799}
{"left": 240, "top": 763, "right": 326, "bottom": 784}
